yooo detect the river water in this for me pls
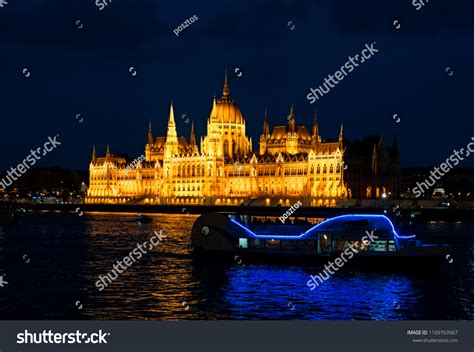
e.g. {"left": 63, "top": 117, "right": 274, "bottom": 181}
{"left": 0, "top": 212, "right": 472, "bottom": 320}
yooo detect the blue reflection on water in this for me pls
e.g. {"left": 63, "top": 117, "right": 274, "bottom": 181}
{"left": 222, "top": 265, "right": 418, "bottom": 320}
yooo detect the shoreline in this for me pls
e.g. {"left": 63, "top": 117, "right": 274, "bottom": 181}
{"left": 6, "top": 203, "right": 474, "bottom": 221}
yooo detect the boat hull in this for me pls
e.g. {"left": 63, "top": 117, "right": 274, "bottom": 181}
{"left": 192, "top": 247, "right": 448, "bottom": 269}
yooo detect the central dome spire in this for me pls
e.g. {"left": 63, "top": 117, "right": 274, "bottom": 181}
{"left": 209, "top": 70, "right": 243, "bottom": 124}
{"left": 222, "top": 69, "right": 230, "bottom": 99}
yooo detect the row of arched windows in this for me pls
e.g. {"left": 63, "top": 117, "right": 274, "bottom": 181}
{"left": 310, "top": 164, "right": 341, "bottom": 174}
{"left": 176, "top": 164, "right": 204, "bottom": 177}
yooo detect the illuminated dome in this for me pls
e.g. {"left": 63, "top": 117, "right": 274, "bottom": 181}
{"left": 209, "top": 72, "right": 244, "bottom": 124}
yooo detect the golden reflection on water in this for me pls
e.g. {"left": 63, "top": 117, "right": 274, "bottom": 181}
{"left": 82, "top": 213, "right": 201, "bottom": 320}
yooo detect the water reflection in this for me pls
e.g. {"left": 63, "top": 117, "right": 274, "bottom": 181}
{"left": 0, "top": 212, "right": 471, "bottom": 320}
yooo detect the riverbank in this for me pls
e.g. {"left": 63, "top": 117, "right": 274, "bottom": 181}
{"left": 7, "top": 202, "right": 474, "bottom": 222}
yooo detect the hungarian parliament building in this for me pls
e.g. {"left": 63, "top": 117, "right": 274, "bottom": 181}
{"left": 86, "top": 73, "right": 400, "bottom": 206}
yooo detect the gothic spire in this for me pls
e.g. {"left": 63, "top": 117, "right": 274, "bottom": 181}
{"left": 190, "top": 121, "right": 197, "bottom": 146}
{"left": 168, "top": 101, "right": 176, "bottom": 127}
{"left": 147, "top": 120, "right": 153, "bottom": 144}
{"left": 262, "top": 107, "right": 270, "bottom": 136}
{"left": 312, "top": 111, "right": 319, "bottom": 138}
{"left": 189, "top": 121, "right": 198, "bottom": 154}
{"left": 165, "top": 101, "right": 179, "bottom": 157}
{"left": 288, "top": 104, "right": 296, "bottom": 133}
{"left": 223, "top": 69, "right": 230, "bottom": 98}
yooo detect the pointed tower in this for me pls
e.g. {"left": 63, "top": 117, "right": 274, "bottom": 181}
{"left": 105, "top": 144, "right": 111, "bottom": 160}
{"left": 287, "top": 105, "right": 296, "bottom": 133}
{"left": 260, "top": 108, "right": 270, "bottom": 155}
{"left": 263, "top": 107, "right": 270, "bottom": 136}
{"left": 371, "top": 142, "right": 378, "bottom": 174}
{"left": 91, "top": 145, "right": 96, "bottom": 163}
{"left": 164, "top": 102, "right": 179, "bottom": 158}
{"left": 145, "top": 121, "right": 153, "bottom": 161}
{"left": 189, "top": 121, "right": 198, "bottom": 154}
{"left": 338, "top": 123, "right": 344, "bottom": 149}
{"left": 147, "top": 120, "right": 153, "bottom": 145}
{"left": 209, "top": 95, "right": 217, "bottom": 124}
{"left": 286, "top": 105, "right": 298, "bottom": 154}
{"left": 312, "top": 111, "right": 319, "bottom": 139}
{"left": 222, "top": 69, "right": 231, "bottom": 102}
{"left": 312, "top": 111, "right": 321, "bottom": 151}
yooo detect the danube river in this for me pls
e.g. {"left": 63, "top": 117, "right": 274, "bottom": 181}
{"left": 0, "top": 212, "right": 472, "bottom": 320}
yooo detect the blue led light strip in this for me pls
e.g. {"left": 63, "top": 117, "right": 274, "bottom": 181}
{"left": 230, "top": 214, "right": 416, "bottom": 240}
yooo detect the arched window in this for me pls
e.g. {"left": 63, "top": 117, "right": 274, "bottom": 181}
{"left": 330, "top": 164, "right": 334, "bottom": 173}
{"left": 323, "top": 165, "right": 327, "bottom": 174}
{"left": 232, "top": 140, "right": 237, "bottom": 156}
{"left": 224, "top": 140, "right": 229, "bottom": 157}
{"left": 317, "top": 166, "right": 321, "bottom": 174}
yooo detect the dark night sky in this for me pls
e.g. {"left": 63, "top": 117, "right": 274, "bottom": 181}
{"left": 0, "top": 0, "right": 473, "bottom": 171}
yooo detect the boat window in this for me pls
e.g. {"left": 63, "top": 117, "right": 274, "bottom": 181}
{"left": 368, "top": 240, "right": 388, "bottom": 252}
{"left": 239, "top": 238, "right": 248, "bottom": 249}
{"left": 297, "top": 241, "right": 316, "bottom": 251}
{"left": 265, "top": 239, "right": 281, "bottom": 249}
{"left": 388, "top": 240, "right": 396, "bottom": 251}
{"left": 351, "top": 240, "right": 368, "bottom": 252}
{"left": 333, "top": 241, "right": 346, "bottom": 252}
{"left": 281, "top": 241, "right": 297, "bottom": 250}
{"left": 250, "top": 239, "right": 265, "bottom": 249}
{"left": 318, "top": 234, "right": 331, "bottom": 254}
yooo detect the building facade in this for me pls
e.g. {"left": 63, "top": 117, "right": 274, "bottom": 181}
{"left": 344, "top": 136, "right": 401, "bottom": 200}
{"left": 86, "top": 73, "right": 349, "bottom": 206}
